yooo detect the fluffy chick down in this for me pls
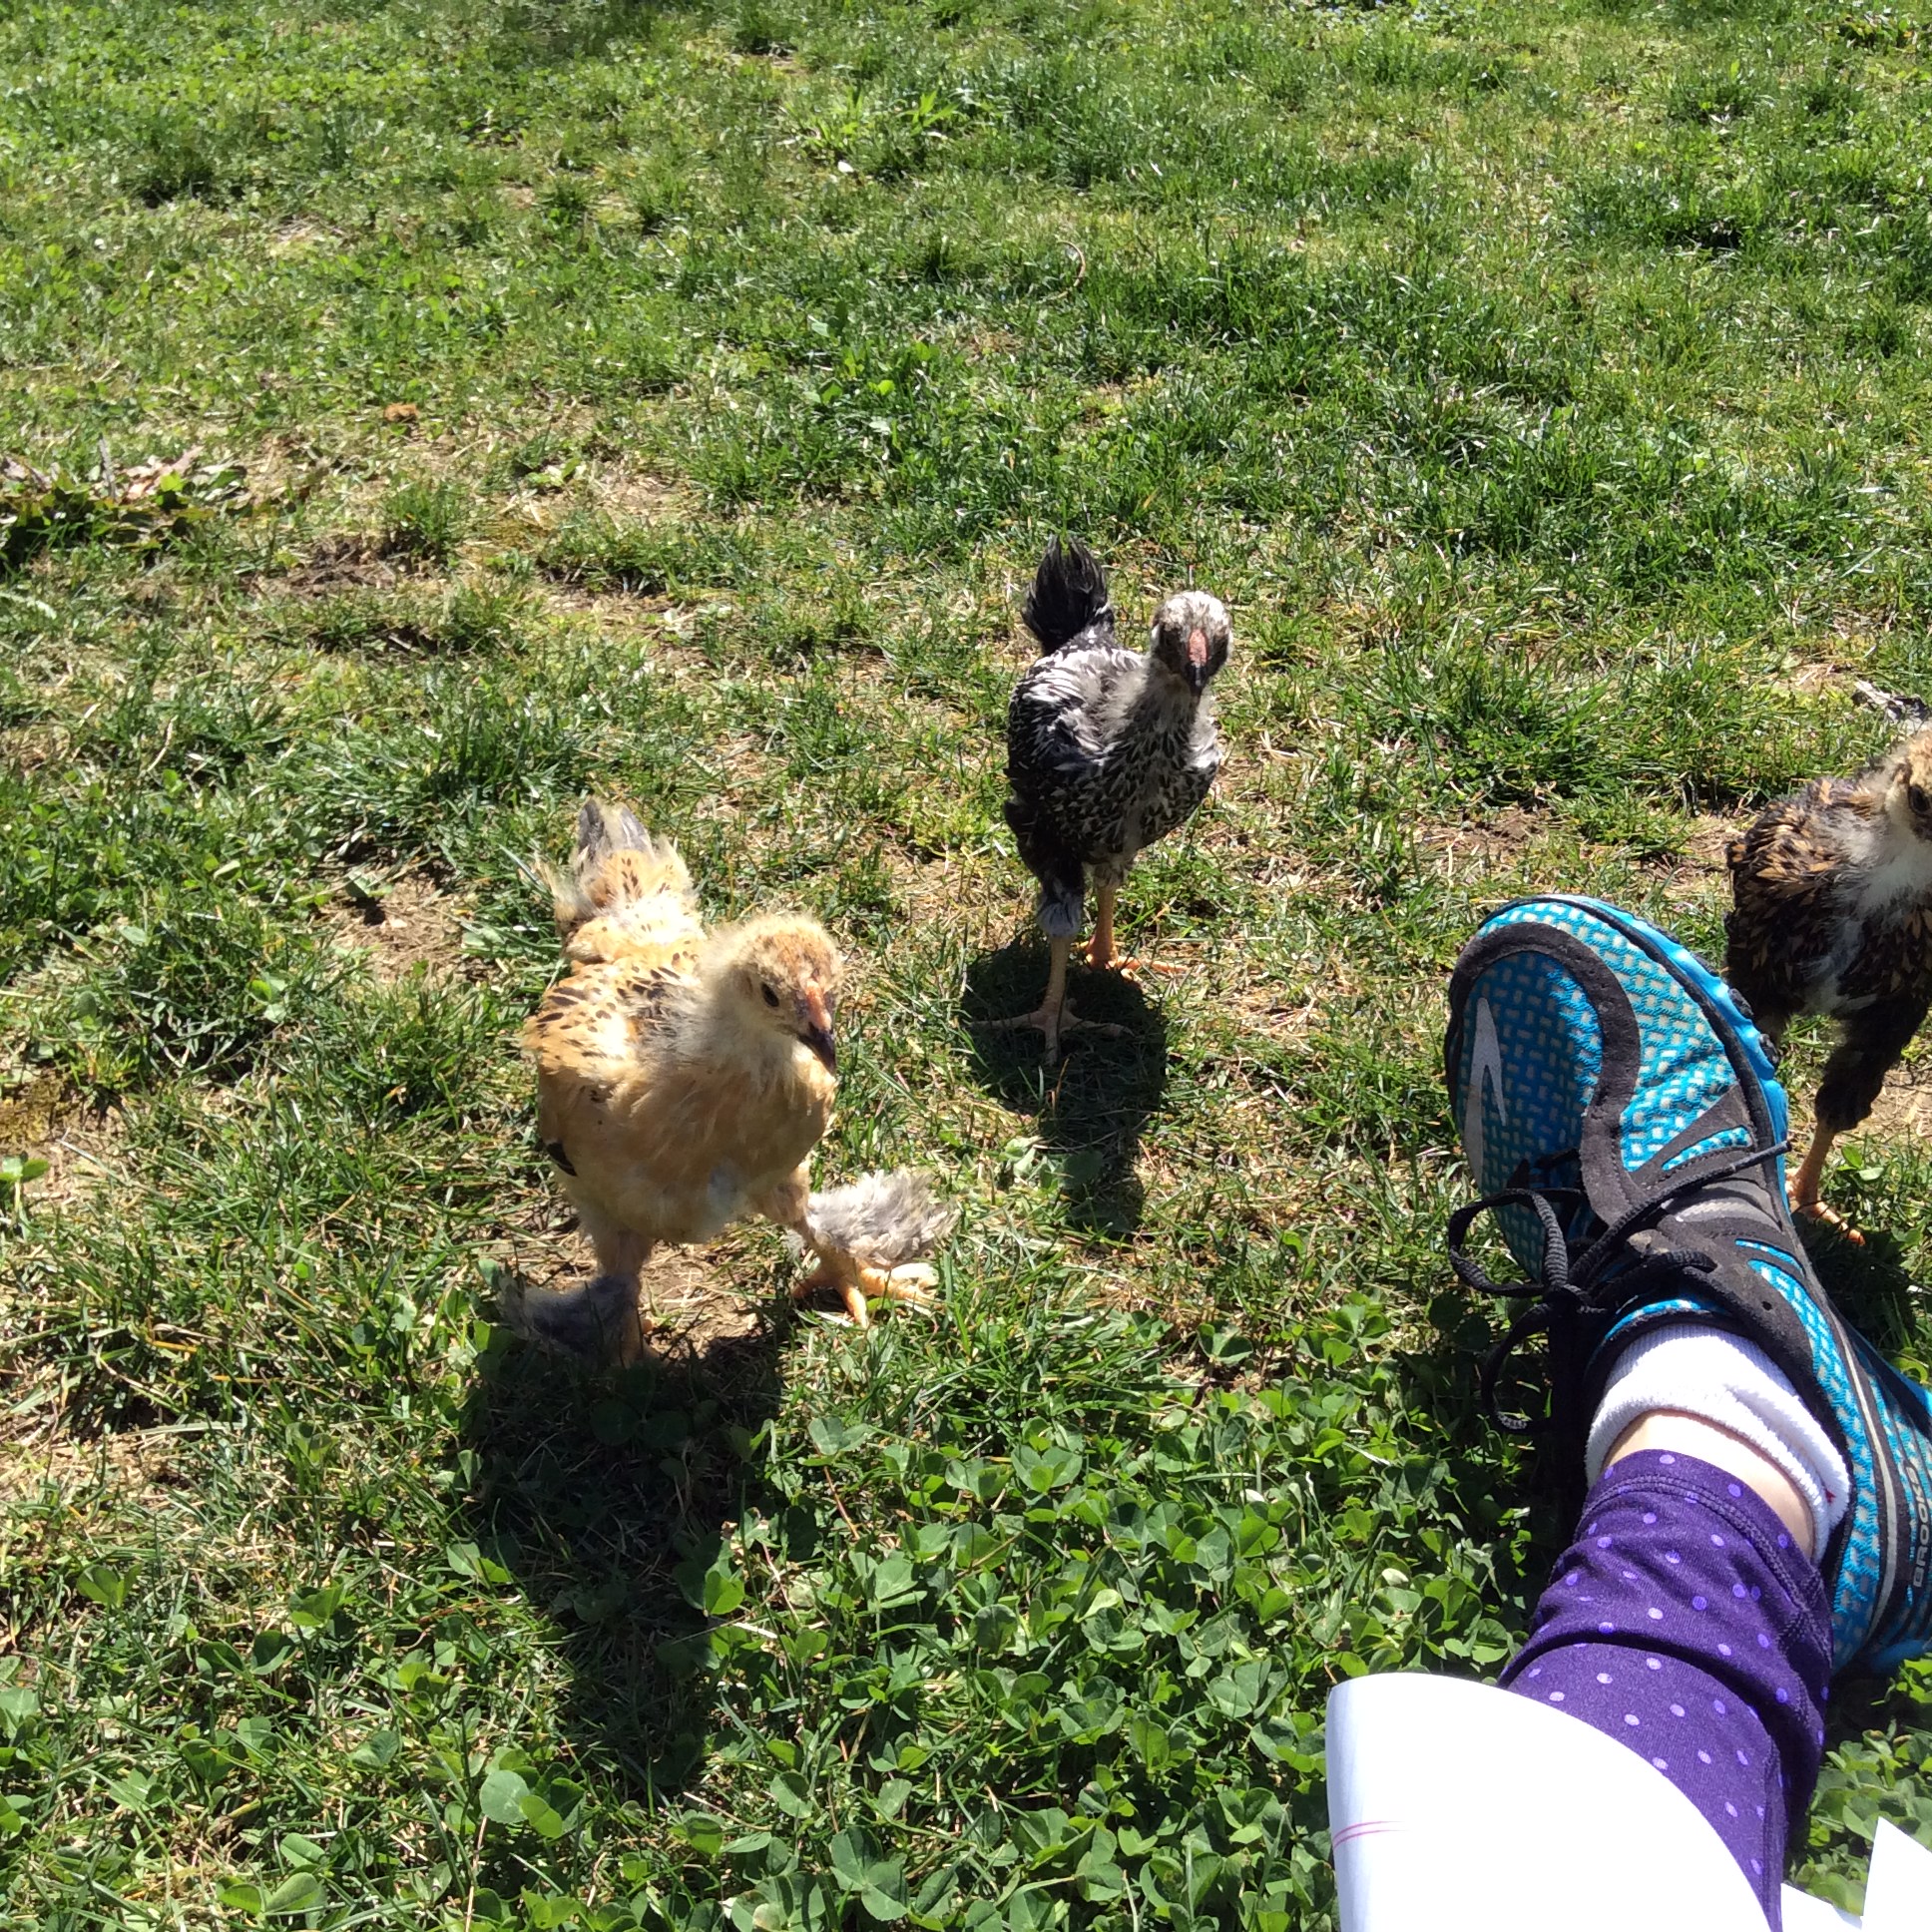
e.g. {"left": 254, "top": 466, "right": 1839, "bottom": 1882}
{"left": 504, "top": 800, "right": 946, "bottom": 1358}
{"left": 799, "top": 1170, "right": 957, "bottom": 1272}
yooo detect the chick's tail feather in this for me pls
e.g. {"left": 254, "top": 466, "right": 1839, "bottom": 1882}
{"left": 543, "top": 798, "right": 700, "bottom": 965}
{"left": 1023, "top": 535, "right": 1113, "bottom": 652}
{"left": 495, "top": 1268, "right": 649, "bottom": 1366}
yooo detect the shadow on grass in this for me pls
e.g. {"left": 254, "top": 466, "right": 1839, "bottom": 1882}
{"left": 958, "top": 935, "right": 1169, "bottom": 1236}
{"left": 1809, "top": 1221, "right": 1920, "bottom": 1358}
{"left": 459, "top": 1315, "right": 786, "bottom": 1803}
{"left": 1401, "top": 1297, "right": 1555, "bottom": 1628}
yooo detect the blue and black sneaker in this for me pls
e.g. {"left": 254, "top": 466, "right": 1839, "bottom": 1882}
{"left": 1444, "top": 895, "right": 1932, "bottom": 1674}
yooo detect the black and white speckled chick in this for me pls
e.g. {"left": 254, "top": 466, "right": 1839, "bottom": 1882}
{"left": 997, "top": 536, "right": 1230, "bottom": 1056}
{"left": 1725, "top": 723, "right": 1932, "bottom": 1237}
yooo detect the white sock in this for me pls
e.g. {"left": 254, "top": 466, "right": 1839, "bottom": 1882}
{"left": 1585, "top": 1323, "right": 1850, "bottom": 1563}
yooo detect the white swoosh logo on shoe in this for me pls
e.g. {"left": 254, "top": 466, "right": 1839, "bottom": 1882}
{"left": 1465, "top": 995, "right": 1507, "bottom": 1179}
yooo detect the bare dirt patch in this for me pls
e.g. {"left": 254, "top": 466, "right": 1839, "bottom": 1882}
{"left": 1680, "top": 813, "right": 1738, "bottom": 867}
{"left": 1652, "top": 811, "right": 1738, "bottom": 908}
{"left": 884, "top": 845, "right": 1010, "bottom": 929}
{"left": 324, "top": 872, "right": 474, "bottom": 981}
{"left": 591, "top": 467, "right": 693, "bottom": 522}
{"left": 1416, "top": 804, "right": 1548, "bottom": 871}
{"left": 1775, "top": 657, "right": 1862, "bottom": 701}
{"left": 1216, "top": 970, "right": 1328, "bottom": 1047}
{"left": 486, "top": 1200, "right": 771, "bottom": 1355}
{"left": 0, "top": 1071, "right": 127, "bottom": 1210}
{"left": 268, "top": 221, "right": 335, "bottom": 256}
{"left": 634, "top": 1247, "right": 771, "bottom": 1353}
{"left": 0, "top": 1423, "right": 186, "bottom": 1508}
{"left": 1860, "top": 1059, "right": 1932, "bottom": 1145}
{"left": 281, "top": 532, "right": 401, "bottom": 595}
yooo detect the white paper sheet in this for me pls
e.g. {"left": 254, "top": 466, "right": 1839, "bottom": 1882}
{"left": 1326, "top": 1674, "right": 1926, "bottom": 1931}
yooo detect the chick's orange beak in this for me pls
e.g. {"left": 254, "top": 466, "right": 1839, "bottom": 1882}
{"left": 799, "top": 990, "right": 836, "bottom": 1073}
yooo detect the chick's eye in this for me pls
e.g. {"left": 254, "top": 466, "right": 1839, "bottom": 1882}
{"left": 760, "top": 982, "right": 780, "bottom": 1007}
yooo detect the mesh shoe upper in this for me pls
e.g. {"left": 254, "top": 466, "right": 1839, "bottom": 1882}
{"left": 1446, "top": 895, "right": 1932, "bottom": 1674}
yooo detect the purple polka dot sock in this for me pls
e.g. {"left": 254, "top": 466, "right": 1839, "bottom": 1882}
{"left": 1500, "top": 1450, "right": 1832, "bottom": 1927}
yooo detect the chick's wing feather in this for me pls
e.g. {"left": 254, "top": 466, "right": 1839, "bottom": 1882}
{"left": 523, "top": 960, "right": 685, "bottom": 1078}
{"left": 1006, "top": 646, "right": 1143, "bottom": 825}
{"left": 1724, "top": 779, "right": 1873, "bottom": 1019}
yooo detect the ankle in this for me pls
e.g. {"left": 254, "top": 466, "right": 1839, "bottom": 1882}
{"left": 1606, "top": 1410, "right": 1816, "bottom": 1551}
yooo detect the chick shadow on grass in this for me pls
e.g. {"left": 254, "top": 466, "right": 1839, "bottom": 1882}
{"left": 959, "top": 937, "right": 1169, "bottom": 1236}
{"left": 457, "top": 1291, "right": 787, "bottom": 1810}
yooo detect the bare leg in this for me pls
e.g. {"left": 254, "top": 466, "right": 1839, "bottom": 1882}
{"left": 1492, "top": 1403, "right": 1833, "bottom": 1924}
{"left": 759, "top": 1168, "right": 937, "bottom": 1327}
{"left": 517, "top": 1198, "right": 653, "bottom": 1363}
{"left": 988, "top": 934, "right": 1121, "bottom": 1058}
{"left": 1791, "top": 1122, "right": 1862, "bottom": 1244}
{"left": 1606, "top": 1410, "right": 1813, "bottom": 1548}
{"left": 1798, "top": 1002, "right": 1927, "bottom": 1245}
{"left": 1084, "top": 880, "right": 1181, "bottom": 979}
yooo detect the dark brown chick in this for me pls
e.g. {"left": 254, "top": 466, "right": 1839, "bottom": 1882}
{"left": 1725, "top": 725, "right": 1932, "bottom": 1238}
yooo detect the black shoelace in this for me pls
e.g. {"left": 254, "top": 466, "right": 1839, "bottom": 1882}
{"left": 1447, "top": 1139, "right": 1790, "bottom": 1437}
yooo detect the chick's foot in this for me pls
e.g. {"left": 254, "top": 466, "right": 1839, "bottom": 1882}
{"left": 793, "top": 1253, "right": 938, "bottom": 1328}
{"left": 1085, "top": 943, "right": 1183, "bottom": 981}
{"left": 1791, "top": 1131, "right": 1865, "bottom": 1244}
{"left": 1794, "top": 1197, "right": 1867, "bottom": 1246}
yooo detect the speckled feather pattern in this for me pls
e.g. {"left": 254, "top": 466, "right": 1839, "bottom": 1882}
{"left": 1725, "top": 731, "right": 1932, "bottom": 1137}
{"left": 1726, "top": 776, "right": 1932, "bottom": 1021}
{"left": 1004, "top": 540, "right": 1224, "bottom": 935}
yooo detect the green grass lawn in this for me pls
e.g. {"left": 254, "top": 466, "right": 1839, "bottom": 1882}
{"left": 7, "top": 0, "right": 1932, "bottom": 1924}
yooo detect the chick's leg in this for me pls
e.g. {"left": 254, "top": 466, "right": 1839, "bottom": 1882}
{"left": 561, "top": 1199, "right": 656, "bottom": 1361}
{"left": 758, "top": 1170, "right": 829, "bottom": 1304}
{"left": 758, "top": 1171, "right": 930, "bottom": 1325}
{"left": 1085, "top": 883, "right": 1121, "bottom": 973}
{"left": 1777, "top": 1128, "right": 1839, "bottom": 1228}
{"left": 998, "top": 932, "right": 1071, "bottom": 1058}
{"left": 582, "top": 1205, "right": 654, "bottom": 1284}
{"left": 1796, "top": 1000, "right": 1929, "bottom": 1246}
{"left": 788, "top": 1237, "right": 935, "bottom": 1327}
{"left": 1084, "top": 880, "right": 1180, "bottom": 980}
{"left": 813, "top": 1249, "right": 937, "bottom": 1328}
{"left": 1793, "top": 1135, "right": 1869, "bottom": 1248}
